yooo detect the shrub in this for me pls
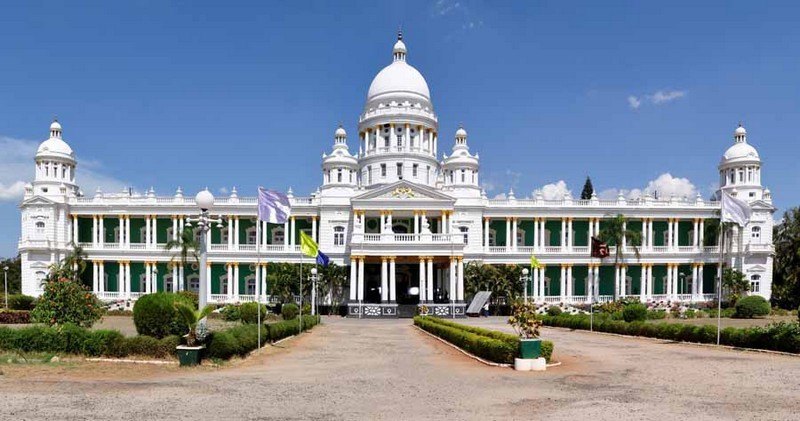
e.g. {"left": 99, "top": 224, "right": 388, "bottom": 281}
{"left": 734, "top": 296, "right": 771, "bottom": 319}
{"left": 797, "top": 305, "right": 800, "bottom": 323}
{"left": 546, "top": 306, "right": 562, "bottom": 317}
{"left": 623, "top": 303, "right": 648, "bottom": 322}
{"left": 281, "top": 303, "right": 299, "bottom": 320}
{"left": 239, "top": 302, "right": 268, "bottom": 324}
{"left": 123, "top": 335, "right": 179, "bottom": 358}
{"left": 220, "top": 304, "right": 241, "bottom": 322}
{"left": 0, "top": 310, "right": 31, "bottom": 324}
{"left": 31, "top": 279, "right": 104, "bottom": 327}
{"left": 268, "top": 314, "right": 320, "bottom": 342}
{"left": 175, "top": 290, "right": 199, "bottom": 308}
{"left": 415, "top": 317, "right": 516, "bottom": 364}
{"left": 647, "top": 310, "right": 667, "bottom": 320}
{"left": 207, "top": 331, "right": 240, "bottom": 360}
{"left": 133, "top": 293, "right": 194, "bottom": 338}
{"left": 7, "top": 294, "right": 36, "bottom": 310}
{"left": 227, "top": 324, "right": 268, "bottom": 355}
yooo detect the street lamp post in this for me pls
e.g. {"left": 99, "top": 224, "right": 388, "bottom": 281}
{"left": 521, "top": 268, "right": 530, "bottom": 304}
{"left": 310, "top": 267, "right": 318, "bottom": 316}
{"left": 3, "top": 266, "right": 8, "bottom": 309}
{"left": 185, "top": 189, "right": 224, "bottom": 310}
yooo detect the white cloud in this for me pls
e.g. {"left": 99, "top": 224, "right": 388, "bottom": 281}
{"left": 536, "top": 180, "right": 571, "bottom": 200}
{"left": 627, "top": 90, "right": 687, "bottom": 109}
{"left": 599, "top": 173, "right": 697, "bottom": 200}
{"left": 492, "top": 193, "right": 506, "bottom": 200}
{"left": 218, "top": 187, "right": 229, "bottom": 195}
{"left": 0, "top": 136, "right": 129, "bottom": 201}
{"left": 433, "top": 0, "right": 461, "bottom": 16}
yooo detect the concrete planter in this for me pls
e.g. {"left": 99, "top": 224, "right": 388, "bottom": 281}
{"left": 176, "top": 345, "right": 205, "bottom": 367}
{"left": 514, "top": 357, "right": 547, "bottom": 372}
{"left": 519, "top": 338, "right": 542, "bottom": 359}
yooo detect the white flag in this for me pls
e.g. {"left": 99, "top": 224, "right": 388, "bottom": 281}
{"left": 721, "top": 192, "right": 752, "bottom": 226}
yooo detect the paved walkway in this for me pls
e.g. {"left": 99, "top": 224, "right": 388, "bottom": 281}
{"left": 1, "top": 317, "right": 798, "bottom": 420}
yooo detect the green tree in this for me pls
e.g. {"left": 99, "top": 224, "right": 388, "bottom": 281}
{"left": 598, "top": 214, "right": 643, "bottom": 300}
{"left": 722, "top": 268, "right": 750, "bottom": 306}
{"left": 164, "top": 227, "right": 199, "bottom": 292}
{"left": 773, "top": 207, "right": 800, "bottom": 308}
{"left": 580, "top": 176, "right": 594, "bottom": 200}
{"left": 174, "top": 303, "right": 214, "bottom": 346}
{"left": 0, "top": 255, "right": 22, "bottom": 295}
{"left": 318, "top": 263, "right": 348, "bottom": 314}
{"left": 31, "top": 278, "right": 104, "bottom": 327}
{"left": 464, "top": 261, "right": 499, "bottom": 297}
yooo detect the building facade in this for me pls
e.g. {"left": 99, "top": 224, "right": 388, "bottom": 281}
{"left": 19, "top": 34, "right": 775, "bottom": 317}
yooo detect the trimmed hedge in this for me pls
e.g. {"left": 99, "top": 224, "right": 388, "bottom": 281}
{"left": 0, "top": 310, "right": 31, "bottom": 324}
{"left": 133, "top": 292, "right": 194, "bottom": 338}
{"left": 207, "top": 314, "right": 320, "bottom": 360}
{"left": 0, "top": 324, "right": 179, "bottom": 358}
{"left": 8, "top": 294, "right": 36, "bottom": 310}
{"left": 540, "top": 314, "right": 800, "bottom": 354}
{"left": 414, "top": 316, "right": 554, "bottom": 363}
{"left": 623, "top": 303, "right": 648, "bottom": 322}
{"left": 239, "top": 302, "right": 268, "bottom": 324}
{"left": 281, "top": 303, "right": 299, "bottom": 320}
{"left": 734, "top": 296, "right": 771, "bottom": 319}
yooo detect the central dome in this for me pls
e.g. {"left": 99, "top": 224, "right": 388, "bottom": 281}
{"left": 366, "top": 34, "right": 431, "bottom": 104}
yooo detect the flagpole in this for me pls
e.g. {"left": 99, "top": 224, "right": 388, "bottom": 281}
{"left": 257, "top": 219, "right": 262, "bottom": 349}
{"left": 299, "top": 254, "right": 303, "bottom": 335}
{"left": 716, "top": 223, "right": 725, "bottom": 345}
{"left": 589, "top": 256, "right": 594, "bottom": 332}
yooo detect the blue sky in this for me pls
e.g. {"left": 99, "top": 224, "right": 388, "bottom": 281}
{"left": 1, "top": 1, "right": 799, "bottom": 257}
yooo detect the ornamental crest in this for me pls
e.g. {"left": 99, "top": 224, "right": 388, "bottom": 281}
{"left": 391, "top": 187, "right": 415, "bottom": 199}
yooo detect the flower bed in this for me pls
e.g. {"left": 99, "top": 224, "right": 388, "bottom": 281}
{"left": 0, "top": 310, "right": 31, "bottom": 324}
{"left": 540, "top": 314, "right": 800, "bottom": 354}
{"left": 414, "top": 316, "right": 553, "bottom": 363}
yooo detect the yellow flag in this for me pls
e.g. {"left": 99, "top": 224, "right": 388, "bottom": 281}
{"left": 530, "top": 255, "right": 541, "bottom": 269}
{"left": 300, "top": 231, "right": 318, "bottom": 258}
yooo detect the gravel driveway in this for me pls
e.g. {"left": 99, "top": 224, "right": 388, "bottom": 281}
{"left": 0, "top": 316, "right": 798, "bottom": 420}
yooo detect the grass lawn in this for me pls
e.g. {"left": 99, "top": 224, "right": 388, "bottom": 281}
{"left": 2, "top": 315, "right": 243, "bottom": 336}
{"left": 645, "top": 315, "right": 796, "bottom": 329}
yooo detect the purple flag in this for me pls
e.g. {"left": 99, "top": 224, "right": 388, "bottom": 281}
{"left": 257, "top": 187, "right": 291, "bottom": 224}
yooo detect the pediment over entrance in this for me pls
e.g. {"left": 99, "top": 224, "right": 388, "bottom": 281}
{"left": 351, "top": 180, "right": 455, "bottom": 210}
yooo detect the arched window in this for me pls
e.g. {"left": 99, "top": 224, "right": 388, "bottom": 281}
{"left": 246, "top": 276, "right": 256, "bottom": 295}
{"left": 750, "top": 274, "right": 761, "bottom": 293}
{"left": 35, "top": 221, "right": 45, "bottom": 234}
{"left": 751, "top": 226, "right": 761, "bottom": 240}
{"left": 459, "top": 226, "right": 469, "bottom": 244}
{"left": 333, "top": 226, "right": 345, "bottom": 246}
{"left": 246, "top": 226, "right": 257, "bottom": 245}
{"left": 188, "top": 275, "right": 199, "bottom": 292}
{"left": 219, "top": 274, "right": 230, "bottom": 295}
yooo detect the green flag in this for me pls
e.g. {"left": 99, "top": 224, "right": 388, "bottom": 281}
{"left": 530, "top": 255, "right": 541, "bottom": 269}
{"left": 300, "top": 231, "right": 319, "bottom": 258}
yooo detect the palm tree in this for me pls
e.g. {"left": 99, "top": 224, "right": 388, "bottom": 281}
{"left": 174, "top": 302, "right": 214, "bottom": 346}
{"left": 598, "top": 214, "right": 643, "bottom": 300}
{"left": 164, "top": 227, "right": 199, "bottom": 292}
{"left": 464, "top": 261, "right": 499, "bottom": 298}
{"left": 63, "top": 242, "right": 88, "bottom": 282}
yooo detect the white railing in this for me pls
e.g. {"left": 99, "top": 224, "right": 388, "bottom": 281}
{"left": 96, "top": 291, "right": 123, "bottom": 300}
{"left": 486, "top": 197, "right": 721, "bottom": 208}
{"left": 488, "top": 246, "right": 506, "bottom": 253}
{"left": 701, "top": 293, "right": 718, "bottom": 301}
{"left": 748, "top": 243, "right": 773, "bottom": 252}
{"left": 678, "top": 246, "right": 696, "bottom": 252}
{"left": 675, "top": 294, "right": 693, "bottom": 301}
{"left": 652, "top": 246, "right": 669, "bottom": 253}
{"left": 650, "top": 294, "right": 669, "bottom": 302}
{"left": 210, "top": 244, "right": 228, "bottom": 251}
{"left": 703, "top": 246, "right": 720, "bottom": 253}
{"left": 544, "top": 246, "right": 561, "bottom": 253}
{"left": 573, "top": 246, "right": 589, "bottom": 254}
{"left": 354, "top": 233, "right": 458, "bottom": 244}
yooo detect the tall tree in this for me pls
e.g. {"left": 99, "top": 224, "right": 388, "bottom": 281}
{"left": 598, "top": 214, "right": 643, "bottom": 300}
{"left": 773, "top": 207, "right": 800, "bottom": 308}
{"left": 0, "top": 255, "right": 22, "bottom": 295}
{"left": 580, "top": 176, "right": 595, "bottom": 200}
{"left": 164, "top": 227, "right": 199, "bottom": 291}
{"left": 722, "top": 268, "right": 750, "bottom": 305}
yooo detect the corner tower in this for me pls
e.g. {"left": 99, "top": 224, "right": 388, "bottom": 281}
{"left": 357, "top": 32, "right": 440, "bottom": 188}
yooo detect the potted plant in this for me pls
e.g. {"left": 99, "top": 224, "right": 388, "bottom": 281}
{"left": 418, "top": 304, "right": 429, "bottom": 316}
{"left": 508, "top": 301, "right": 545, "bottom": 371}
{"left": 174, "top": 303, "right": 214, "bottom": 367}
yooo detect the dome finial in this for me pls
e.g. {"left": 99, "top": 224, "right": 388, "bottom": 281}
{"left": 397, "top": 27, "right": 403, "bottom": 41}
{"left": 393, "top": 31, "right": 407, "bottom": 62}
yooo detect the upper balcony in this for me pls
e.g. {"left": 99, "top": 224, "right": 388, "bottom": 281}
{"left": 349, "top": 233, "right": 464, "bottom": 256}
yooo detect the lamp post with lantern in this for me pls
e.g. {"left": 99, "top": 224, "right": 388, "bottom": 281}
{"left": 185, "top": 189, "right": 224, "bottom": 310}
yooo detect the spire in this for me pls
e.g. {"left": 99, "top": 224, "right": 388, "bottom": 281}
{"left": 393, "top": 31, "right": 407, "bottom": 62}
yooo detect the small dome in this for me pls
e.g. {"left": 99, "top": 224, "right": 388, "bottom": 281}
{"left": 37, "top": 120, "right": 74, "bottom": 160}
{"left": 393, "top": 39, "right": 407, "bottom": 54}
{"left": 455, "top": 126, "right": 467, "bottom": 137}
{"left": 366, "top": 35, "right": 431, "bottom": 103}
{"left": 50, "top": 120, "right": 62, "bottom": 131}
{"left": 735, "top": 125, "right": 746, "bottom": 135}
{"left": 335, "top": 126, "right": 347, "bottom": 138}
{"left": 722, "top": 142, "right": 759, "bottom": 162}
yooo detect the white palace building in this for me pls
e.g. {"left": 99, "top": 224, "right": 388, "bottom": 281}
{"left": 19, "top": 34, "right": 775, "bottom": 317}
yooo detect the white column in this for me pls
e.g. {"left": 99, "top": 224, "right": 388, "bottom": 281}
{"left": 381, "top": 258, "right": 388, "bottom": 302}
{"left": 290, "top": 216, "right": 296, "bottom": 246}
{"left": 172, "top": 263, "right": 179, "bottom": 292}
{"left": 389, "top": 257, "right": 396, "bottom": 302}
{"left": 532, "top": 265, "right": 539, "bottom": 300}
{"left": 118, "top": 262, "right": 125, "bottom": 294}
{"left": 72, "top": 215, "right": 79, "bottom": 244}
{"left": 567, "top": 218, "right": 574, "bottom": 251}
{"left": 178, "top": 264, "right": 185, "bottom": 291}
{"left": 261, "top": 264, "right": 268, "bottom": 301}
{"left": 126, "top": 216, "right": 131, "bottom": 247}
{"left": 505, "top": 218, "right": 511, "bottom": 251}
{"left": 426, "top": 258, "right": 434, "bottom": 301}
{"left": 457, "top": 257, "right": 464, "bottom": 302}
{"left": 125, "top": 262, "right": 131, "bottom": 298}
{"left": 673, "top": 264, "right": 680, "bottom": 298}
{"left": 560, "top": 265, "right": 566, "bottom": 300}
{"left": 312, "top": 217, "right": 318, "bottom": 242}
{"left": 621, "top": 220, "right": 627, "bottom": 251}
{"left": 692, "top": 264, "right": 699, "bottom": 298}
{"left": 533, "top": 217, "right": 540, "bottom": 250}
{"left": 145, "top": 216, "right": 153, "bottom": 249}
{"left": 693, "top": 219, "right": 699, "bottom": 248}
{"left": 144, "top": 262, "right": 151, "bottom": 294}
{"left": 92, "top": 261, "right": 99, "bottom": 292}
{"left": 511, "top": 218, "right": 518, "bottom": 250}
{"left": 389, "top": 123, "right": 396, "bottom": 149}
{"left": 414, "top": 212, "right": 420, "bottom": 235}
{"left": 484, "top": 217, "right": 490, "bottom": 250}
{"left": 566, "top": 264, "right": 573, "bottom": 297}
{"left": 614, "top": 265, "right": 620, "bottom": 297}
{"left": 349, "top": 258, "right": 358, "bottom": 301}
{"left": 666, "top": 264, "right": 673, "bottom": 296}
{"left": 233, "top": 263, "right": 240, "bottom": 298}
{"left": 283, "top": 220, "right": 289, "bottom": 248}
{"left": 98, "top": 215, "right": 105, "bottom": 247}
{"left": 698, "top": 264, "right": 705, "bottom": 295}
{"left": 152, "top": 216, "right": 158, "bottom": 247}
{"left": 561, "top": 218, "right": 567, "bottom": 250}
{"left": 227, "top": 264, "right": 234, "bottom": 299}
{"left": 234, "top": 217, "right": 240, "bottom": 247}
{"left": 640, "top": 265, "right": 647, "bottom": 301}
{"left": 588, "top": 218, "right": 594, "bottom": 243}
{"left": 449, "top": 258, "right": 456, "bottom": 302}
{"left": 419, "top": 257, "right": 426, "bottom": 302}
{"left": 227, "top": 216, "right": 233, "bottom": 249}
{"left": 172, "top": 216, "right": 178, "bottom": 241}
{"left": 357, "top": 257, "right": 365, "bottom": 301}
{"left": 620, "top": 265, "right": 627, "bottom": 296}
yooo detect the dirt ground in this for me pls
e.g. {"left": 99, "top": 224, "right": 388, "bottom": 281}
{"left": 1, "top": 316, "right": 798, "bottom": 420}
